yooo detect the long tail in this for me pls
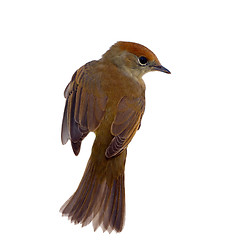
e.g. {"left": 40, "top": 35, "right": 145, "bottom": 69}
{"left": 60, "top": 150, "right": 126, "bottom": 233}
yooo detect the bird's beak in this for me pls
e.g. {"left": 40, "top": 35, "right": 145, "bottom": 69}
{"left": 151, "top": 64, "right": 171, "bottom": 74}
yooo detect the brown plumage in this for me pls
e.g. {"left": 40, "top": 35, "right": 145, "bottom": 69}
{"left": 60, "top": 41, "right": 170, "bottom": 233}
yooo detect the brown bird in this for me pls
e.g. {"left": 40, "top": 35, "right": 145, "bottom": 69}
{"left": 60, "top": 41, "right": 170, "bottom": 233}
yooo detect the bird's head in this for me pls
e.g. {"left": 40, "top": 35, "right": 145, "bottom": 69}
{"left": 102, "top": 41, "right": 171, "bottom": 79}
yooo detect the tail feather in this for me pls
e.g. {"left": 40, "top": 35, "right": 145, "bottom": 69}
{"left": 102, "top": 177, "right": 123, "bottom": 233}
{"left": 60, "top": 156, "right": 125, "bottom": 233}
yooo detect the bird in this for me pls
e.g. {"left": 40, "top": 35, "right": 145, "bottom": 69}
{"left": 60, "top": 41, "right": 170, "bottom": 233}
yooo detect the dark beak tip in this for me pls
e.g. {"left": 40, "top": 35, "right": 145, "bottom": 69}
{"left": 160, "top": 65, "right": 171, "bottom": 74}
{"left": 152, "top": 65, "right": 171, "bottom": 74}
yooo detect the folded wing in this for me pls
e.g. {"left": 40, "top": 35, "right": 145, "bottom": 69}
{"left": 105, "top": 96, "right": 145, "bottom": 158}
{"left": 61, "top": 61, "right": 108, "bottom": 155}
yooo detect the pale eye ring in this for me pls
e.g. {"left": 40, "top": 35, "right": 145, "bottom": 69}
{"left": 138, "top": 56, "right": 148, "bottom": 65}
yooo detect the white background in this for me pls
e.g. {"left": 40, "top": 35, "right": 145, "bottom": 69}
{"left": 1, "top": 0, "right": 233, "bottom": 239}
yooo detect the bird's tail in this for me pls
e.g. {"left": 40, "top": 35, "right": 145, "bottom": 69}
{"left": 60, "top": 149, "right": 126, "bottom": 233}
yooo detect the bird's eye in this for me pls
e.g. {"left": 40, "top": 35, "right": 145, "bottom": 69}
{"left": 138, "top": 56, "right": 148, "bottom": 65}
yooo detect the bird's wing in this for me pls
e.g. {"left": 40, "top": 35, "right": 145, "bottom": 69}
{"left": 105, "top": 96, "right": 145, "bottom": 158}
{"left": 61, "top": 62, "right": 108, "bottom": 155}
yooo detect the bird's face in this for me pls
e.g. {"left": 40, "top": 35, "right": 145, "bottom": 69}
{"left": 103, "top": 41, "right": 170, "bottom": 79}
{"left": 119, "top": 51, "right": 171, "bottom": 79}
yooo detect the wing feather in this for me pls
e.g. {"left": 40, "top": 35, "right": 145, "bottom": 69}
{"left": 61, "top": 61, "right": 108, "bottom": 156}
{"left": 105, "top": 97, "right": 145, "bottom": 158}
